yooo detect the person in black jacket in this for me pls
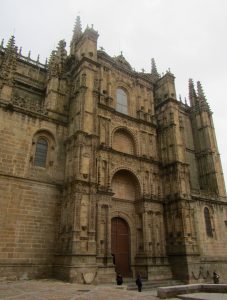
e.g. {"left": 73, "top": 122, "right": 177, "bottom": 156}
{"left": 116, "top": 273, "right": 123, "bottom": 285}
{"left": 213, "top": 272, "right": 220, "bottom": 284}
{"left": 135, "top": 273, "right": 142, "bottom": 292}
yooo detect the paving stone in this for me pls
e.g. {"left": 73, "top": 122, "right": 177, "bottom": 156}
{"left": 0, "top": 279, "right": 171, "bottom": 300}
{"left": 179, "top": 293, "right": 227, "bottom": 300}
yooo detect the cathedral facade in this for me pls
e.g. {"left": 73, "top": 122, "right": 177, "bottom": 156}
{"left": 0, "top": 17, "right": 227, "bottom": 284}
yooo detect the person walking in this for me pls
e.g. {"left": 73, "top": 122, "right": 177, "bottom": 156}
{"left": 135, "top": 273, "right": 142, "bottom": 292}
{"left": 116, "top": 273, "right": 123, "bottom": 285}
{"left": 213, "top": 272, "right": 220, "bottom": 284}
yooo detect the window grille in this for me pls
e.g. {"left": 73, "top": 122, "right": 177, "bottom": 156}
{"left": 34, "top": 138, "right": 48, "bottom": 167}
{"left": 204, "top": 207, "right": 213, "bottom": 237}
{"left": 116, "top": 88, "right": 128, "bottom": 114}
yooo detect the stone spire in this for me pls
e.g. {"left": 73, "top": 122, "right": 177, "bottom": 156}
{"left": 72, "top": 16, "right": 82, "bottom": 43}
{"left": 56, "top": 40, "right": 67, "bottom": 75}
{"left": 47, "top": 50, "right": 58, "bottom": 78}
{"left": 197, "top": 81, "right": 210, "bottom": 111}
{"left": 151, "top": 58, "right": 160, "bottom": 81}
{"left": 197, "top": 81, "right": 206, "bottom": 100}
{"left": 47, "top": 40, "right": 67, "bottom": 79}
{"left": 188, "top": 78, "right": 197, "bottom": 107}
{"left": 70, "top": 16, "right": 83, "bottom": 55}
{"left": 0, "top": 35, "right": 18, "bottom": 84}
{"left": 6, "top": 35, "right": 16, "bottom": 49}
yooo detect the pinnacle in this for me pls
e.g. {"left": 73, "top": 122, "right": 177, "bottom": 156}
{"left": 188, "top": 78, "right": 197, "bottom": 106}
{"left": 197, "top": 81, "right": 207, "bottom": 100}
{"left": 151, "top": 58, "right": 160, "bottom": 80}
{"left": 188, "top": 79, "right": 211, "bottom": 112}
{"left": 6, "top": 35, "right": 16, "bottom": 49}
{"left": 58, "top": 39, "right": 66, "bottom": 49}
{"left": 72, "top": 15, "right": 82, "bottom": 41}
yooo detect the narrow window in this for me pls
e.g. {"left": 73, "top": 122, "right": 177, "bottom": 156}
{"left": 116, "top": 88, "right": 128, "bottom": 114}
{"left": 34, "top": 138, "right": 48, "bottom": 167}
{"left": 204, "top": 207, "right": 213, "bottom": 237}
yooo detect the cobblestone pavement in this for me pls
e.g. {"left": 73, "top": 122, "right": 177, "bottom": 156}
{"left": 0, "top": 279, "right": 179, "bottom": 300}
{"left": 2, "top": 280, "right": 226, "bottom": 300}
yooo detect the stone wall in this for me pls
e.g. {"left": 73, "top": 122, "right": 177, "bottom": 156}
{"left": 0, "top": 176, "right": 61, "bottom": 280}
{"left": 0, "top": 107, "right": 66, "bottom": 280}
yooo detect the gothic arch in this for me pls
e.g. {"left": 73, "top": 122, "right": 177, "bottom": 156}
{"left": 111, "top": 126, "right": 138, "bottom": 155}
{"left": 111, "top": 212, "right": 135, "bottom": 257}
{"left": 111, "top": 167, "right": 141, "bottom": 190}
{"left": 34, "top": 128, "right": 56, "bottom": 143}
{"left": 111, "top": 215, "right": 132, "bottom": 276}
{"left": 111, "top": 168, "right": 141, "bottom": 200}
{"left": 111, "top": 212, "right": 135, "bottom": 240}
{"left": 116, "top": 80, "right": 131, "bottom": 92}
{"left": 111, "top": 210, "right": 136, "bottom": 252}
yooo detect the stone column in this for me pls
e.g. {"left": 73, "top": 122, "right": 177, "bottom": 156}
{"left": 142, "top": 211, "right": 149, "bottom": 254}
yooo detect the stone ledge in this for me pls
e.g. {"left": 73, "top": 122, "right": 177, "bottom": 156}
{"left": 157, "top": 284, "right": 227, "bottom": 299}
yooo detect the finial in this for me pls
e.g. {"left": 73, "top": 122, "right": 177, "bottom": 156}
{"left": 37, "top": 54, "right": 40, "bottom": 62}
{"left": 120, "top": 50, "right": 123, "bottom": 56}
{"left": 91, "top": 24, "right": 94, "bottom": 29}
{"left": 141, "top": 68, "right": 145, "bottom": 73}
{"left": 45, "top": 58, "right": 48, "bottom": 66}
{"left": 99, "top": 46, "right": 105, "bottom": 51}
{"left": 6, "top": 35, "right": 16, "bottom": 49}
{"left": 179, "top": 94, "right": 182, "bottom": 102}
{"left": 19, "top": 47, "right": 22, "bottom": 55}
{"left": 184, "top": 97, "right": 188, "bottom": 106}
{"left": 58, "top": 39, "right": 66, "bottom": 48}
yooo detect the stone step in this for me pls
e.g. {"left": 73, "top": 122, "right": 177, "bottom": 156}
{"left": 127, "top": 279, "right": 184, "bottom": 291}
{"left": 177, "top": 293, "right": 227, "bottom": 300}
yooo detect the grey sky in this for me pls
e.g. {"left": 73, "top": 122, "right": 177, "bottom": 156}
{"left": 1, "top": 0, "right": 227, "bottom": 181}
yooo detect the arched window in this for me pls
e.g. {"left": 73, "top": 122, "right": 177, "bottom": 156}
{"left": 34, "top": 138, "right": 48, "bottom": 167}
{"left": 116, "top": 88, "right": 128, "bottom": 114}
{"left": 204, "top": 207, "right": 213, "bottom": 237}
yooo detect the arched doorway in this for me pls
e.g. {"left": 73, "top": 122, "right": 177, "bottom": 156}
{"left": 111, "top": 217, "right": 131, "bottom": 276}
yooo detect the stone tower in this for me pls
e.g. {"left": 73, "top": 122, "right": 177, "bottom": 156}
{"left": 0, "top": 18, "right": 227, "bottom": 284}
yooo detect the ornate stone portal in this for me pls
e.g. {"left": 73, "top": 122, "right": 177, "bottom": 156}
{"left": 0, "top": 17, "right": 227, "bottom": 284}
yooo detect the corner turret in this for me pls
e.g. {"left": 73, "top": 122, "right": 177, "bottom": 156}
{"left": 70, "top": 16, "right": 99, "bottom": 62}
{"left": 189, "top": 78, "right": 225, "bottom": 197}
{"left": 154, "top": 70, "right": 176, "bottom": 106}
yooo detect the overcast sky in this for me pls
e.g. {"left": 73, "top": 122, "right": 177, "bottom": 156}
{"left": 1, "top": 0, "right": 227, "bottom": 183}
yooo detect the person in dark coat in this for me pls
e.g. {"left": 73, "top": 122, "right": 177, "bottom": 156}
{"left": 135, "top": 273, "right": 142, "bottom": 292}
{"left": 213, "top": 272, "right": 220, "bottom": 284}
{"left": 116, "top": 273, "right": 123, "bottom": 285}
